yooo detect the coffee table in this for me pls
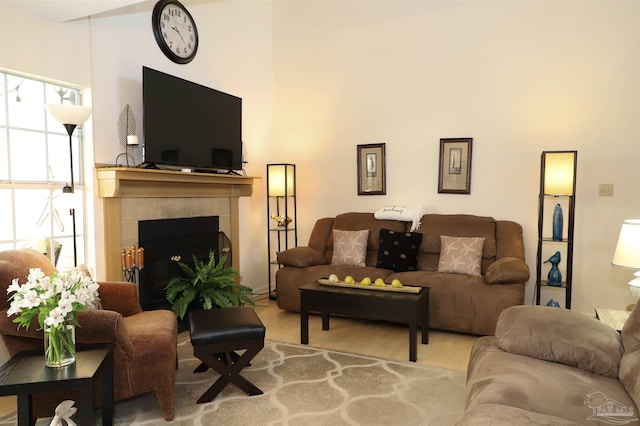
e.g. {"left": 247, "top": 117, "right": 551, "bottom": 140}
{"left": 300, "top": 281, "right": 429, "bottom": 362}
{"left": 0, "top": 346, "right": 113, "bottom": 426}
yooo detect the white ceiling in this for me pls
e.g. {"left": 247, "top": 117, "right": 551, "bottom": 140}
{"left": 1, "top": 0, "right": 216, "bottom": 22}
{"left": 2, "top": 1, "right": 147, "bottom": 22}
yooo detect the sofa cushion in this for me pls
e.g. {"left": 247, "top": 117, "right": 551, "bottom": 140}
{"left": 437, "top": 236, "right": 484, "bottom": 276}
{"left": 619, "top": 350, "right": 640, "bottom": 415}
{"left": 417, "top": 214, "right": 497, "bottom": 259}
{"left": 485, "top": 257, "right": 530, "bottom": 284}
{"left": 465, "top": 336, "right": 636, "bottom": 425}
{"left": 277, "top": 247, "right": 327, "bottom": 268}
{"left": 0, "top": 249, "right": 58, "bottom": 311}
{"left": 622, "top": 302, "right": 640, "bottom": 353}
{"left": 329, "top": 212, "right": 406, "bottom": 254}
{"left": 495, "top": 305, "right": 623, "bottom": 378}
{"left": 376, "top": 229, "right": 422, "bottom": 272}
{"left": 620, "top": 303, "right": 640, "bottom": 411}
{"left": 331, "top": 229, "right": 369, "bottom": 266}
{"left": 459, "top": 404, "right": 583, "bottom": 426}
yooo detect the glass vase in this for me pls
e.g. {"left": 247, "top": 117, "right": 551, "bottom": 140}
{"left": 552, "top": 203, "right": 563, "bottom": 241}
{"left": 547, "top": 264, "right": 563, "bottom": 287}
{"left": 44, "top": 318, "right": 76, "bottom": 368}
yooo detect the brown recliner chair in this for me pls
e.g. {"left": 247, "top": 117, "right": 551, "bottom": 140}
{"left": 0, "top": 249, "right": 177, "bottom": 421}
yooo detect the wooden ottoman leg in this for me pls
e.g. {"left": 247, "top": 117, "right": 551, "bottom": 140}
{"left": 194, "top": 342, "right": 264, "bottom": 403}
{"left": 194, "top": 351, "right": 248, "bottom": 373}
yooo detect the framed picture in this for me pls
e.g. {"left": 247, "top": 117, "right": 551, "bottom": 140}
{"left": 357, "top": 143, "right": 386, "bottom": 195}
{"left": 438, "top": 138, "right": 473, "bottom": 194}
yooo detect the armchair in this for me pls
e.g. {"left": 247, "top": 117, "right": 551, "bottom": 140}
{"left": 0, "top": 249, "right": 177, "bottom": 421}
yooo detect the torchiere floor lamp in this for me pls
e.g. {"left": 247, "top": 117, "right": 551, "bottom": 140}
{"left": 45, "top": 103, "right": 92, "bottom": 267}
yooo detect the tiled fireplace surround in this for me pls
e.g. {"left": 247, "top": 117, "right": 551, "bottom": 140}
{"left": 119, "top": 196, "right": 231, "bottom": 253}
{"left": 96, "top": 167, "right": 254, "bottom": 281}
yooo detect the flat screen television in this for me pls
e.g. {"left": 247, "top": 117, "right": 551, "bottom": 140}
{"left": 142, "top": 66, "right": 243, "bottom": 172}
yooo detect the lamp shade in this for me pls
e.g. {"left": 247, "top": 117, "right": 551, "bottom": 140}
{"left": 267, "top": 164, "right": 295, "bottom": 197}
{"left": 543, "top": 151, "right": 576, "bottom": 195}
{"left": 612, "top": 219, "right": 640, "bottom": 269}
{"left": 45, "top": 104, "right": 92, "bottom": 125}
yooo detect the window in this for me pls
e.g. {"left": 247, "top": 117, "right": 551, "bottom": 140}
{"left": 0, "top": 69, "right": 88, "bottom": 270}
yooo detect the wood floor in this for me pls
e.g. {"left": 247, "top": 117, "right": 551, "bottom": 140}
{"left": 0, "top": 296, "right": 478, "bottom": 419}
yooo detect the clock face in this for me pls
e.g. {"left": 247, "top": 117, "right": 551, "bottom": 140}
{"left": 152, "top": 0, "right": 199, "bottom": 64}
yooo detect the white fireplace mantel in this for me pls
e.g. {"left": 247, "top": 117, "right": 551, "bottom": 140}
{"left": 96, "top": 167, "right": 255, "bottom": 281}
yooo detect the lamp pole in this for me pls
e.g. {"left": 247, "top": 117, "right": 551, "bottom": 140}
{"left": 63, "top": 123, "right": 78, "bottom": 193}
{"left": 46, "top": 104, "right": 91, "bottom": 268}
{"left": 62, "top": 124, "right": 78, "bottom": 267}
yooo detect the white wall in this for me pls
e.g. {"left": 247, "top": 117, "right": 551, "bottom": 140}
{"left": 83, "top": 1, "right": 274, "bottom": 293}
{"left": 0, "top": 5, "right": 91, "bottom": 86}
{"left": 272, "top": 1, "right": 640, "bottom": 312}
{"left": 0, "top": 1, "right": 274, "bottom": 295}
{"left": 1, "top": 0, "right": 639, "bottom": 314}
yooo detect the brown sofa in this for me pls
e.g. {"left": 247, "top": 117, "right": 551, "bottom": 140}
{"left": 275, "top": 212, "right": 529, "bottom": 335}
{"left": 0, "top": 249, "right": 177, "bottom": 421}
{"left": 459, "top": 304, "right": 640, "bottom": 425}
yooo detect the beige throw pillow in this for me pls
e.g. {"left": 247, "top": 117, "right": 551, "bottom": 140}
{"left": 437, "top": 236, "right": 484, "bottom": 276}
{"left": 331, "top": 229, "right": 369, "bottom": 266}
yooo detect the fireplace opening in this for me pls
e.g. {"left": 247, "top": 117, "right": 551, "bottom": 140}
{"left": 138, "top": 216, "right": 220, "bottom": 311}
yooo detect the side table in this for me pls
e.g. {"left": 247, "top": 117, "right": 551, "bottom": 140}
{"left": 595, "top": 308, "right": 631, "bottom": 332}
{"left": 0, "top": 346, "right": 113, "bottom": 426}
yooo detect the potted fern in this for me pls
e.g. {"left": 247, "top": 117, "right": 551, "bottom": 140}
{"left": 165, "top": 250, "right": 255, "bottom": 321}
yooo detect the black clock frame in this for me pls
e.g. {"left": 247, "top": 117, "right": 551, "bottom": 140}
{"left": 152, "top": 0, "right": 199, "bottom": 64}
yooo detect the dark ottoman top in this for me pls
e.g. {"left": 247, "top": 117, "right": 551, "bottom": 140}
{"left": 189, "top": 306, "right": 265, "bottom": 346}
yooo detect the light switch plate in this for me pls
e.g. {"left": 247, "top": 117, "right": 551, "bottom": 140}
{"left": 599, "top": 184, "right": 614, "bottom": 196}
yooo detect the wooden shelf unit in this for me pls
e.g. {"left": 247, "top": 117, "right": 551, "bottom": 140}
{"left": 266, "top": 164, "right": 297, "bottom": 300}
{"left": 534, "top": 151, "right": 577, "bottom": 309}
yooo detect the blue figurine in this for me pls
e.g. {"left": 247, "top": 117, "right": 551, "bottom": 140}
{"left": 552, "top": 204, "right": 563, "bottom": 241}
{"left": 544, "top": 251, "right": 562, "bottom": 287}
{"left": 546, "top": 299, "right": 560, "bottom": 308}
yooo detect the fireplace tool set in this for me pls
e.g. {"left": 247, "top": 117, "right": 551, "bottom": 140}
{"left": 121, "top": 245, "right": 144, "bottom": 283}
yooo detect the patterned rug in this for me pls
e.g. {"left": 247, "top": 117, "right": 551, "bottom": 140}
{"left": 24, "top": 332, "right": 466, "bottom": 425}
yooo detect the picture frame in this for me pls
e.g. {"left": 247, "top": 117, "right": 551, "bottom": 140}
{"left": 438, "top": 138, "right": 473, "bottom": 194}
{"left": 357, "top": 143, "right": 386, "bottom": 195}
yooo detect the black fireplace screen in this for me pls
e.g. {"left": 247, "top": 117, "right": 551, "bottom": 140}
{"left": 138, "top": 216, "right": 219, "bottom": 311}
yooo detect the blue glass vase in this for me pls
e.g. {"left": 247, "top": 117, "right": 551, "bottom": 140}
{"left": 552, "top": 204, "right": 563, "bottom": 241}
{"left": 545, "top": 251, "right": 562, "bottom": 287}
{"left": 547, "top": 265, "right": 562, "bottom": 286}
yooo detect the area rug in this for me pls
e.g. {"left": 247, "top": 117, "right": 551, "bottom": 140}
{"left": 21, "top": 332, "right": 466, "bottom": 425}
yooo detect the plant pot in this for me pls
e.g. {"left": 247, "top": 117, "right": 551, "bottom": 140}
{"left": 177, "top": 298, "right": 209, "bottom": 333}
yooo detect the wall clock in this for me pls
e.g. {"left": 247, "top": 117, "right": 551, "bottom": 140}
{"left": 152, "top": 0, "right": 199, "bottom": 64}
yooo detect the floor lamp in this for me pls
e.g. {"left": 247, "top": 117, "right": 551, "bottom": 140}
{"left": 266, "top": 164, "right": 297, "bottom": 300}
{"left": 45, "top": 104, "right": 92, "bottom": 267}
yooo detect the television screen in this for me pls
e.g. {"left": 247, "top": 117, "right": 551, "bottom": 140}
{"left": 142, "top": 66, "right": 243, "bottom": 171}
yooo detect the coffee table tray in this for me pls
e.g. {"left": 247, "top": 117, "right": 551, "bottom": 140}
{"left": 318, "top": 278, "right": 421, "bottom": 293}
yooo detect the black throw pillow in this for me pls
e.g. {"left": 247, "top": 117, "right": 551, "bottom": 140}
{"left": 376, "top": 228, "right": 423, "bottom": 272}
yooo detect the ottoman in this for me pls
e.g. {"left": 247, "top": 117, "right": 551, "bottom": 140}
{"left": 188, "top": 306, "right": 266, "bottom": 403}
